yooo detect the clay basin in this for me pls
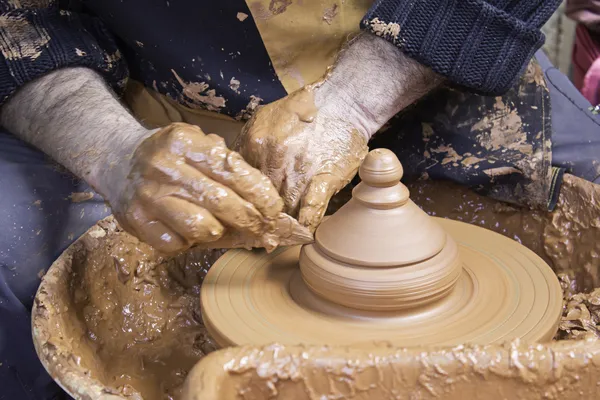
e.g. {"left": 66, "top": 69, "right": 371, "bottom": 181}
{"left": 33, "top": 177, "right": 600, "bottom": 399}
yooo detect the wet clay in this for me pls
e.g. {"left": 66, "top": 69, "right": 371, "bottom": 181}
{"left": 405, "top": 173, "right": 600, "bottom": 293}
{"left": 182, "top": 341, "right": 600, "bottom": 400}
{"left": 201, "top": 221, "right": 562, "bottom": 348}
{"left": 33, "top": 173, "right": 600, "bottom": 400}
{"left": 235, "top": 82, "right": 369, "bottom": 231}
{"left": 115, "top": 122, "right": 312, "bottom": 254}
{"left": 558, "top": 274, "right": 600, "bottom": 340}
{"left": 201, "top": 150, "right": 562, "bottom": 348}
{"left": 312, "top": 149, "right": 448, "bottom": 268}
{"left": 194, "top": 212, "right": 313, "bottom": 250}
{"left": 35, "top": 218, "right": 220, "bottom": 400}
{"left": 299, "top": 149, "right": 459, "bottom": 311}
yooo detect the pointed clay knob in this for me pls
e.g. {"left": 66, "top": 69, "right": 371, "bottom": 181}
{"left": 298, "top": 149, "right": 462, "bottom": 311}
{"left": 315, "top": 148, "right": 445, "bottom": 266}
{"left": 359, "top": 148, "right": 404, "bottom": 187}
{"left": 353, "top": 149, "right": 410, "bottom": 209}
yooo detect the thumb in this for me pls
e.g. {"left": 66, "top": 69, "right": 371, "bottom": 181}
{"left": 298, "top": 173, "right": 345, "bottom": 232}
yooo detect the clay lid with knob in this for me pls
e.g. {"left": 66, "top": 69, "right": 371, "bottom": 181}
{"left": 314, "top": 148, "right": 447, "bottom": 267}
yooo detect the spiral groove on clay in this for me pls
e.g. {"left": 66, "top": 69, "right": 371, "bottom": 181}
{"left": 299, "top": 148, "right": 462, "bottom": 311}
{"left": 201, "top": 149, "right": 562, "bottom": 349}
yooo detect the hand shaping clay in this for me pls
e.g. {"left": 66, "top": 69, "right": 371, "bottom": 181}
{"left": 201, "top": 149, "right": 563, "bottom": 348}
{"left": 201, "top": 149, "right": 563, "bottom": 347}
{"left": 193, "top": 212, "right": 313, "bottom": 251}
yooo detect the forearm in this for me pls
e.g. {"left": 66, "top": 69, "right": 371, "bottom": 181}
{"left": 0, "top": 67, "right": 149, "bottom": 196}
{"left": 315, "top": 33, "right": 443, "bottom": 139}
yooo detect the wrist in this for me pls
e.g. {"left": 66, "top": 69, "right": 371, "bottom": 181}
{"left": 87, "top": 126, "right": 155, "bottom": 200}
{"left": 315, "top": 33, "right": 443, "bottom": 139}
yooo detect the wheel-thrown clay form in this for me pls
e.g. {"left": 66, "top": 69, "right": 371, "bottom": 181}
{"left": 201, "top": 149, "right": 563, "bottom": 348}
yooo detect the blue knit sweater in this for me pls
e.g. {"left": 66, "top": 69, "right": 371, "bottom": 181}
{"left": 0, "top": 0, "right": 561, "bottom": 117}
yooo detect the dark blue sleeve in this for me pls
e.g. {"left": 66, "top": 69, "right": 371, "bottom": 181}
{"left": 361, "top": 0, "right": 561, "bottom": 95}
{"left": 0, "top": 0, "right": 128, "bottom": 105}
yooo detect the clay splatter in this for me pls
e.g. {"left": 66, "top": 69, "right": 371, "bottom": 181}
{"left": 421, "top": 122, "right": 434, "bottom": 141}
{"left": 366, "top": 17, "right": 401, "bottom": 42}
{"left": 0, "top": 15, "right": 50, "bottom": 60}
{"left": 483, "top": 166, "right": 522, "bottom": 177}
{"left": 472, "top": 98, "right": 532, "bottom": 155}
{"left": 237, "top": 12, "right": 248, "bottom": 21}
{"left": 171, "top": 70, "right": 226, "bottom": 111}
{"left": 461, "top": 156, "right": 484, "bottom": 167}
{"left": 557, "top": 274, "right": 600, "bottom": 340}
{"left": 229, "top": 77, "right": 241, "bottom": 93}
{"left": 104, "top": 50, "right": 123, "bottom": 70}
{"left": 524, "top": 60, "right": 546, "bottom": 89}
{"left": 8, "top": 0, "right": 53, "bottom": 9}
{"left": 431, "top": 144, "right": 463, "bottom": 165}
{"left": 269, "top": 0, "right": 292, "bottom": 15}
{"left": 236, "top": 95, "right": 263, "bottom": 120}
{"left": 70, "top": 192, "right": 94, "bottom": 203}
{"left": 323, "top": 3, "right": 339, "bottom": 24}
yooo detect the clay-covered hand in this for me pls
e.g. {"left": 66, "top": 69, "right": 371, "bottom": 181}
{"left": 236, "top": 33, "right": 441, "bottom": 231}
{"left": 106, "top": 123, "right": 287, "bottom": 253}
{"left": 236, "top": 87, "right": 369, "bottom": 232}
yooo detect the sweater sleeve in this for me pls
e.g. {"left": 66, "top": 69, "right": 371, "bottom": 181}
{"left": 0, "top": 0, "right": 128, "bottom": 105}
{"left": 361, "top": 0, "right": 561, "bottom": 95}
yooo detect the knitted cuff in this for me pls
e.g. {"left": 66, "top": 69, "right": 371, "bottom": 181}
{"left": 0, "top": 9, "right": 128, "bottom": 106}
{"left": 361, "top": 0, "right": 550, "bottom": 95}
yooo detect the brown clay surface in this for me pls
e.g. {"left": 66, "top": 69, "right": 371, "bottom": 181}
{"left": 33, "top": 218, "right": 221, "bottom": 400}
{"left": 32, "top": 173, "right": 600, "bottom": 400}
{"left": 405, "top": 174, "right": 600, "bottom": 294}
{"left": 313, "top": 149, "right": 447, "bottom": 268}
{"left": 202, "top": 150, "right": 562, "bottom": 348}
{"left": 182, "top": 340, "right": 600, "bottom": 400}
{"left": 201, "top": 218, "right": 562, "bottom": 348}
{"left": 300, "top": 149, "right": 461, "bottom": 312}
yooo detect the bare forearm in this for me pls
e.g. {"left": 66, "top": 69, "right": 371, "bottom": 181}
{"left": 316, "top": 33, "right": 443, "bottom": 138}
{"left": 0, "top": 67, "right": 150, "bottom": 196}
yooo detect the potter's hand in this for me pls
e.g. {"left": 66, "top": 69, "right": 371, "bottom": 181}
{"left": 107, "top": 123, "right": 287, "bottom": 253}
{"left": 236, "top": 88, "right": 368, "bottom": 232}
{"left": 0, "top": 68, "right": 306, "bottom": 254}
{"left": 236, "top": 33, "right": 442, "bottom": 231}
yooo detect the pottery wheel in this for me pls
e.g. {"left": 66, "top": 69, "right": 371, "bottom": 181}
{"left": 201, "top": 149, "right": 563, "bottom": 348}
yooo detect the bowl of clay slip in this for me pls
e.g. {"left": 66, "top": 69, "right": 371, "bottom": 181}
{"left": 32, "top": 216, "right": 225, "bottom": 400}
{"left": 32, "top": 173, "right": 600, "bottom": 400}
{"left": 32, "top": 218, "right": 131, "bottom": 399}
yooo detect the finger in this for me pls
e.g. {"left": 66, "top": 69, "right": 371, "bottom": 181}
{"left": 173, "top": 164, "right": 268, "bottom": 237}
{"left": 151, "top": 196, "right": 225, "bottom": 245}
{"left": 186, "top": 134, "right": 284, "bottom": 219}
{"left": 234, "top": 112, "right": 273, "bottom": 172}
{"left": 298, "top": 173, "right": 346, "bottom": 232}
{"left": 236, "top": 110, "right": 288, "bottom": 190}
{"left": 262, "top": 140, "right": 288, "bottom": 190}
{"left": 280, "top": 165, "right": 311, "bottom": 217}
{"left": 121, "top": 201, "right": 188, "bottom": 254}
